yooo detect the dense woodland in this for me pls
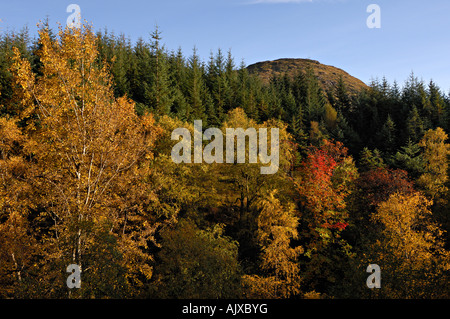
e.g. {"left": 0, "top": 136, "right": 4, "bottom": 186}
{"left": 0, "top": 23, "right": 449, "bottom": 299}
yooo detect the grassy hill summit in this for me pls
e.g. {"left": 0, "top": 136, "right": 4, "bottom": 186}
{"left": 246, "top": 58, "right": 368, "bottom": 94}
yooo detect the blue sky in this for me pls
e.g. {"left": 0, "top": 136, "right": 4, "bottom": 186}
{"left": 1, "top": 0, "right": 450, "bottom": 91}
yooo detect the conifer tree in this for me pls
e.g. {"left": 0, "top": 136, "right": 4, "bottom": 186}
{"left": 149, "top": 27, "right": 174, "bottom": 117}
{"left": 359, "top": 147, "right": 385, "bottom": 172}
{"left": 392, "top": 139, "right": 424, "bottom": 179}
{"left": 334, "top": 76, "right": 351, "bottom": 113}
{"left": 406, "top": 105, "right": 425, "bottom": 143}
{"left": 169, "top": 47, "right": 189, "bottom": 116}
{"left": 184, "top": 47, "right": 207, "bottom": 122}
{"left": 428, "top": 80, "right": 446, "bottom": 129}
{"left": 236, "top": 61, "right": 259, "bottom": 121}
{"left": 206, "top": 49, "right": 227, "bottom": 125}
{"left": 224, "top": 49, "right": 237, "bottom": 112}
{"left": 303, "top": 68, "right": 326, "bottom": 123}
{"left": 378, "top": 114, "right": 397, "bottom": 154}
{"left": 129, "top": 37, "right": 153, "bottom": 113}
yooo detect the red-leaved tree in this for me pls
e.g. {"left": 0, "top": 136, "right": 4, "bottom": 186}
{"left": 293, "top": 139, "right": 358, "bottom": 293}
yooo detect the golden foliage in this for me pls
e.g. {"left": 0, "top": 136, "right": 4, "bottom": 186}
{"left": 367, "top": 192, "right": 450, "bottom": 298}
{"left": 243, "top": 191, "right": 302, "bottom": 299}
{"left": 417, "top": 127, "right": 450, "bottom": 199}
{"left": 1, "top": 23, "right": 166, "bottom": 298}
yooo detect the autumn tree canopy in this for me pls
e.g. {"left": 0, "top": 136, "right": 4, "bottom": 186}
{"left": 0, "top": 22, "right": 449, "bottom": 299}
{"left": 1, "top": 24, "right": 167, "bottom": 298}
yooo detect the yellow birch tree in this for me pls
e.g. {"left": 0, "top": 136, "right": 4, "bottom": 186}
{"left": 6, "top": 23, "right": 166, "bottom": 298}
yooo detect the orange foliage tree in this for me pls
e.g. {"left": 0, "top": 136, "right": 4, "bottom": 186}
{"left": 0, "top": 23, "right": 169, "bottom": 298}
{"left": 348, "top": 167, "right": 415, "bottom": 247}
{"left": 293, "top": 139, "right": 358, "bottom": 293}
{"left": 365, "top": 192, "right": 450, "bottom": 298}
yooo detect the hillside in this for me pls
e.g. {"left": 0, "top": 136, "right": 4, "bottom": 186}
{"left": 246, "top": 58, "right": 368, "bottom": 94}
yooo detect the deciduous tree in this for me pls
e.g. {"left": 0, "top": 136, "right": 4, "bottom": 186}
{"left": 7, "top": 23, "right": 165, "bottom": 297}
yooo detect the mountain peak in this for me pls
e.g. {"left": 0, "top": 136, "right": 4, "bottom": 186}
{"left": 246, "top": 58, "right": 368, "bottom": 94}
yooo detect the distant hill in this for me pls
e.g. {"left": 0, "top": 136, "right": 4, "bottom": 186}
{"left": 246, "top": 58, "right": 368, "bottom": 95}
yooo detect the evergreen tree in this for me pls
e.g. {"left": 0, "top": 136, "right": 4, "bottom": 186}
{"left": 206, "top": 49, "right": 227, "bottom": 125}
{"left": 359, "top": 147, "right": 385, "bottom": 172}
{"left": 333, "top": 76, "right": 351, "bottom": 114}
{"left": 304, "top": 68, "right": 326, "bottom": 123}
{"left": 236, "top": 60, "right": 259, "bottom": 121}
{"left": 428, "top": 80, "right": 446, "bottom": 129}
{"left": 392, "top": 139, "right": 424, "bottom": 180}
{"left": 168, "top": 47, "right": 189, "bottom": 116}
{"left": 224, "top": 49, "right": 237, "bottom": 112}
{"left": 109, "top": 33, "right": 132, "bottom": 98}
{"left": 129, "top": 37, "right": 153, "bottom": 113}
{"left": 184, "top": 47, "right": 207, "bottom": 122}
{"left": 377, "top": 114, "right": 397, "bottom": 155}
{"left": 406, "top": 105, "right": 425, "bottom": 143}
{"left": 149, "top": 27, "right": 174, "bottom": 117}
